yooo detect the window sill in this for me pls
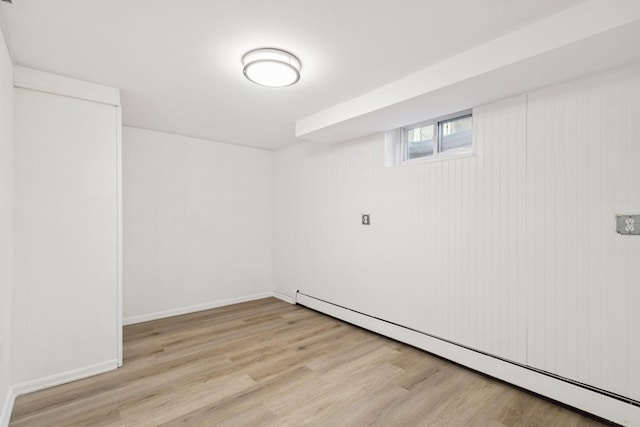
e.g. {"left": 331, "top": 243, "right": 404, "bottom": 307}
{"left": 399, "top": 148, "right": 474, "bottom": 166}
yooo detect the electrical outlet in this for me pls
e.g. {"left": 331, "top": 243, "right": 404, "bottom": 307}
{"left": 361, "top": 214, "right": 370, "bottom": 225}
{"left": 616, "top": 215, "right": 640, "bottom": 235}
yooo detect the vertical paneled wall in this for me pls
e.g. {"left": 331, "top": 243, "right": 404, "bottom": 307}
{"left": 276, "top": 96, "right": 529, "bottom": 365}
{"left": 274, "top": 64, "right": 640, "bottom": 401}
{"left": 0, "top": 27, "right": 14, "bottom": 423}
{"left": 526, "top": 65, "right": 640, "bottom": 400}
{"left": 629, "top": 66, "right": 640, "bottom": 401}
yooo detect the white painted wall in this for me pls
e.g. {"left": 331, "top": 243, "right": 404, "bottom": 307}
{"left": 274, "top": 64, "right": 640, "bottom": 406}
{"left": 525, "top": 66, "right": 640, "bottom": 401}
{"left": 276, "top": 96, "right": 528, "bottom": 363}
{"left": 0, "top": 27, "right": 14, "bottom": 426}
{"left": 12, "top": 85, "right": 119, "bottom": 389}
{"left": 123, "top": 127, "right": 274, "bottom": 324}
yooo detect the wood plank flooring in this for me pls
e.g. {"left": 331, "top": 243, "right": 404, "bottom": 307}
{"left": 10, "top": 298, "right": 614, "bottom": 426}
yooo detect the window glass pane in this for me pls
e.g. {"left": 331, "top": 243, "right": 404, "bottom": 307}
{"left": 440, "top": 115, "right": 472, "bottom": 152}
{"left": 406, "top": 124, "right": 434, "bottom": 160}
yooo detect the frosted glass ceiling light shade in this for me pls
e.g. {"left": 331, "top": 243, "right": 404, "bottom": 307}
{"left": 242, "top": 48, "right": 301, "bottom": 87}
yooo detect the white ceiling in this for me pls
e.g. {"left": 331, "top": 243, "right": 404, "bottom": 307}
{"left": 0, "top": 0, "right": 585, "bottom": 150}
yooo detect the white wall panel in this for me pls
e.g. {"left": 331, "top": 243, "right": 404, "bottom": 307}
{"left": 13, "top": 87, "right": 119, "bottom": 386}
{"left": 616, "top": 68, "right": 640, "bottom": 402}
{"left": 275, "top": 96, "right": 528, "bottom": 365}
{"left": 0, "top": 27, "right": 14, "bottom": 426}
{"left": 123, "top": 127, "right": 273, "bottom": 322}
{"left": 526, "top": 65, "right": 640, "bottom": 400}
{"left": 628, "top": 65, "right": 640, "bottom": 400}
{"left": 274, "top": 63, "right": 640, "bottom": 408}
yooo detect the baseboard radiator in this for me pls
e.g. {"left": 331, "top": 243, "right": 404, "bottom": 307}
{"left": 294, "top": 291, "right": 640, "bottom": 426}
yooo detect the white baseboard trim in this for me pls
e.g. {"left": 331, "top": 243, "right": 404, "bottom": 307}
{"left": 123, "top": 292, "right": 274, "bottom": 326}
{"left": 0, "top": 386, "right": 16, "bottom": 427}
{"left": 12, "top": 360, "right": 118, "bottom": 397}
{"left": 272, "top": 291, "right": 295, "bottom": 304}
{"left": 296, "top": 293, "right": 640, "bottom": 427}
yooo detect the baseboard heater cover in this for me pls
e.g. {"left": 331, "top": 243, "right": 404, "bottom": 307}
{"left": 295, "top": 292, "right": 640, "bottom": 426}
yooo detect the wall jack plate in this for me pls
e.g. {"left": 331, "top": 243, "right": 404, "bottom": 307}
{"left": 616, "top": 215, "right": 640, "bottom": 235}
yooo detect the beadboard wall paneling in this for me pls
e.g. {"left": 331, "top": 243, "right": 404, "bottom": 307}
{"left": 0, "top": 27, "right": 14, "bottom": 427}
{"left": 526, "top": 65, "right": 640, "bottom": 401}
{"left": 628, "top": 66, "right": 640, "bottom": 399}
{"left": 275, "top": 95, "right": 528, "bottom": 365}
{"left": 274, "top": 63, "right": 640, "bottom": 405}
{"left": 123, "top": 127, "right": 274, "bottom": 321}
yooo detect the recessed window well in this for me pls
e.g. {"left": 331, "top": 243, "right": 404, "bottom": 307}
{"left": 242, "top": 48, "right": 301, "bottom": 88}
{"left": 404, "top": 110, "right": 472, "bottom": 162}
{"left": 385, "top": 109, "right": 473, "bottom": 167}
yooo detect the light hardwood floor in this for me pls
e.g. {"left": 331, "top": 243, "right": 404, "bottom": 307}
{"left": 10, "top": 298, "right": 614, "bottom": 426}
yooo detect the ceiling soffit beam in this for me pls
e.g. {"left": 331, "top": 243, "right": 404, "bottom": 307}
{"left": 296, "top": 0, "right": 640, "bottom": 143}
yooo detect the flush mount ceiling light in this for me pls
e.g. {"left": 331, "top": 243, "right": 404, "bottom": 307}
{"left": 242, "top": 48, "right": 301, "bottom": 87}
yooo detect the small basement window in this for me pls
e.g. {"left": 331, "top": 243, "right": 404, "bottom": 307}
{"left": 385, "top": 110, "right": 473, "bottom": 166}
{"left": 404, "top": 110, "right": 472, "bottom": 161}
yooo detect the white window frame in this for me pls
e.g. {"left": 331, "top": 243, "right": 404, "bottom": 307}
{"left": 400, "top": 109, "right": 473, "bottom": 164}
